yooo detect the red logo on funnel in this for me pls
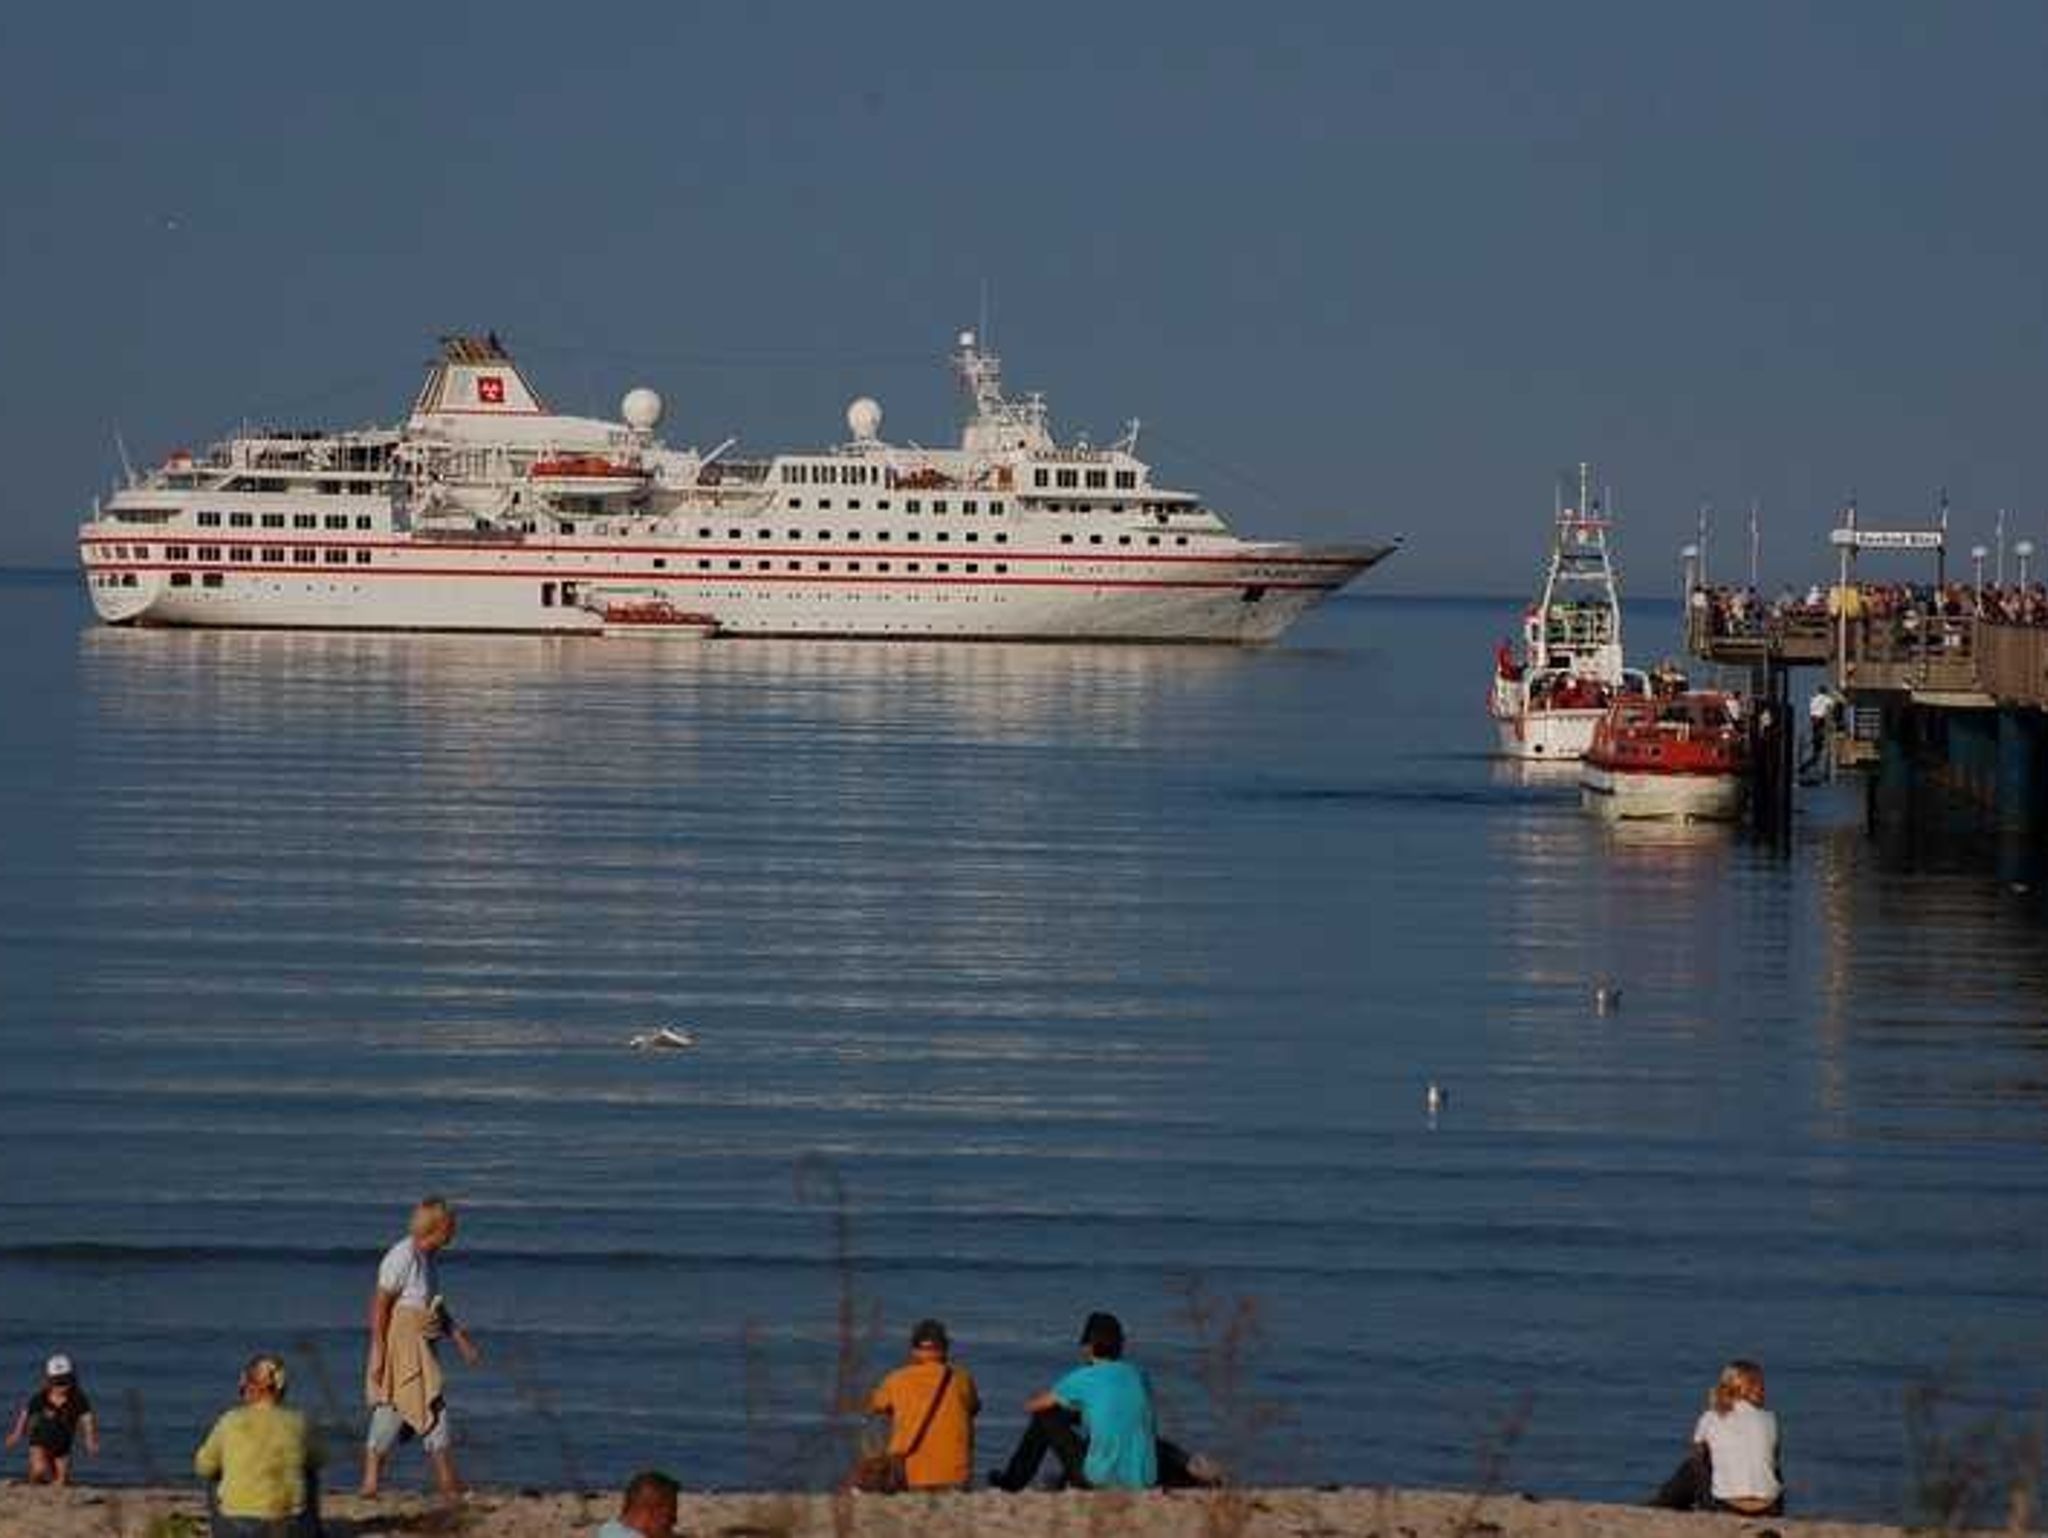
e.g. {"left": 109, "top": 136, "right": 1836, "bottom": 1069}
{"left": 477, "top": 375, "right": 505, "bottom": 404}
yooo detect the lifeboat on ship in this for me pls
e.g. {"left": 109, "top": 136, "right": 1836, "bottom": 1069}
{"left": 1579, "top": 691, "right": 1749, "bottom": 822}
{"left": 528, "top": 454, "right": 649, "bottom": 499}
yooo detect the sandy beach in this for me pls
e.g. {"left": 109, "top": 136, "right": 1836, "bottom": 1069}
{"left": 0, "top": 1483, "right": 1992, "bottom": 1538}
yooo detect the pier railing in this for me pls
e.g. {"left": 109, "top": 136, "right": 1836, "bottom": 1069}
{"left": 1975, "top": 621, "right": 2048, "bottom": 704}
{"left": 1687, "top": 601, "right": 1986, "bottom": 697}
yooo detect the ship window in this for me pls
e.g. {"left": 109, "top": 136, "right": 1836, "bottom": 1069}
{"left": 727, "top": 529, "right": 740, "bottom": 539}
{"left": 965, "top": 532, "right": 979, "bottom": 543}
{"left": 356, "top": 515, "right": 373, "bottom": 529}
{"left": 1056, "top": 469, "right": 1078, "bottom": 488}
{"left": 229, "top": 546, "right": 253, "bottom": 561}
{"left": 1059, "top": 534, "right": 1074, "bottom": 545}
{"left": 1117, "top": 471, "right": 1137, "bottom": 489}
{"left": 262, "top": 549, "right": 285, "bottom": 563}
{"left": 787, "top": 529, "right": 802, "bottom": 540}
{"left": 758, "top": 529, "right": 772, "bottom": 540}
{"left": 261, "top": 513, "right": 284, "bottom": 528}
{"left": 1086, "top": 470, "right": 1108, "bottom": 488}
{"left": 1089, "top": 534, "right": 1103, "bottom": 545}
{"left": 324, "top": 514, "right": 348, "bottom": 529}
{"left": 293, "top": 549, "right": 317, "bottom": 564}
{"left": 877, "top": 499, "right": 891, "bottom": 510}
{"left": 1148, "top": 535, "right": 1161, "bottom": 546}
{"left": 132, "top": 545, "right": 150, "bottom": 559}
{"left": 937, "top": 562, "right": 950, "bottom": 572}
{"left": 849, "top": 499, "right": 861, "bottom": 510}
{"left": 123, "top": 573, "right": 137, "bottom": 587}
{"left": 541, "top": 582, "right": 556, "bottom": 608}
{"left": 818, "top": 499, "right": 832, "bottom": 510}
{"left": 991, "top": 501, "right": 1004, "bottom": 514}
{"left": 293, "top": 514, "right": 317, "bottom": 529}
{"left": 198, "top": 545, "right": 221, "bottom": 560}
{"left": 354, "top": 550, "right": 371, "bottom": 565}
{"left": 996, "top": 563, "right": 1009, "bottom": 573}
{"left": 197, "top": 511, "right": 221, "bottom": 527}
{"left": 697, "top": 559, "right": 710, "bottom": 570}
{"left": 1176, "top": 536, "right": 1189, "bottom": 546}
{"left": 905, "top": 499, "right": 921, "bottom": 514}
{"left": 907, "top": 562, "right": 921, "bottom": 572}
{"left": 878, "top": 561, "right": 891, "bottom": 572}
{"left": 324, "top": 549, "right": 348, "bottom": 565}
{"left": 787, "top": 498, "right": 803, "bottom": 509}
{"left": 164, "top": 544, "right": 187, "bottom": 560}
{"left": 787, "top": 559, "right": 802, "bottom": 571}
{"left": 1118, "top": 535, "right": 1131, "bottom": 546}
{"left": 170, "top": 572, "right": 191, "bottom": 587}
{"left": 995, "top": 532, "right": 1009, "bottom": 544}
{"left": 201, "top": 572, "right": 223, "bottom": 588}
{"left": 966, "top": 562, "right": 979, "bottom": 572}
{"left": 1033, "top": 469, "right": 1049, "bottom": 487}
{"left": 229, "top": 512, "right": 253, "bottom": 528}
{"left": 936, "top": 531, "right": 950, "bottom": 543}
{"left": 558, "top": 521, "right": 574, "bottom": 535}
{"left": 846, "top": 530, "right": 861, "bottom": 541}
{"left": 933, "top": 500, "right": 947, "bottom": 514}
{"left": 756, "top": 558, "right": 771, "bottom": 570}
{"left": 728, "top": 559, "right": 741, "bottom": 570}
{"left": 847, "top": 560, "right": 861, "bottom": 572}
{"left": 818, "top": 561, "right": 832, "bottom": 572}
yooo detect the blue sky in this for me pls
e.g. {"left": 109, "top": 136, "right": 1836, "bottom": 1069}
{"left": 2, "top": 1, "right": 2044, "bottom": 590}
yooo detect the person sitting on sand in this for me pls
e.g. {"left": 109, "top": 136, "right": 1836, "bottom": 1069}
{"left": 195, "top": 1353, "right": 323, "bottom": 1538}
{"left": 992, "top": 1311, "right": 1161, "bottom": 1491}
{"left": 1648, "top": 1359, "right": 1783, "bottom": 1515}
{"left": 4, "top": 1354, "right": 99, "bottom": 1486}
{"left": 361, "top": 1196, "right": 481, "bottom": 1498}
{"left": 863, "top": 1318, "right": 981, "bottom": 1491}
{"left": 595, "top": 1469, "right": 681, "bottom": 1538}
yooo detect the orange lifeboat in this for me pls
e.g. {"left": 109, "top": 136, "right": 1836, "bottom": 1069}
{"left": 529, "top": 455, "right": 649, "bottom": 499}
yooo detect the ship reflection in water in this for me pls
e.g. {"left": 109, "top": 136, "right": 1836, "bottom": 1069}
{"left": 0, "top": 585, "right": 2040, "bottom": 1517}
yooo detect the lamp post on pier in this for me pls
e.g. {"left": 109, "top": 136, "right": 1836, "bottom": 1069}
{"left": 2018, "top": 539, "right": 2035, "bottom": 589}
{"left": 1972, "top": 544, "right": 1989, "bottom": 603}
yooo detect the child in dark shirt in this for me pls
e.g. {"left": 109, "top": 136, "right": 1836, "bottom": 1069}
{"left": 5, "top": 1354, "right": 100, "bottom": 1485}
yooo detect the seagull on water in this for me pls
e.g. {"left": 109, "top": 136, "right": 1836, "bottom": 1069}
{"left": 1425, "top": 1082, "right": 1446, "bottom": 1117}
{"left": 1593, "top": 982, "right": 1622, "bottom": 1014}
{"left": 628, "top": 1026, "right": 697, "bottom": 1052}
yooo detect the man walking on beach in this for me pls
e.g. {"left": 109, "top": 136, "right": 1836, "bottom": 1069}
{"left": 361, "top": 1196, "right": 480, "bottom": 1498}
{"left": 595, "top": 1469, "right": 681, "bottom": 1538}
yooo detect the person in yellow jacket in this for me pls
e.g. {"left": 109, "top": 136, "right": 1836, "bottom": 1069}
{"left": 194, "top": 1354, "right": 323, "bottom": 1537}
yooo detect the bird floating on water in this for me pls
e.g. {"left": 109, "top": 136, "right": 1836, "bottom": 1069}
{"left": 1425, "top": 1082, "right": 1446, "bottom": 1117}
{"left": 1593, "top": 982, "right": 1622, "bottom": 1014}
{"left": 628, "top": 1026, "right": 697, "bottom": 1052}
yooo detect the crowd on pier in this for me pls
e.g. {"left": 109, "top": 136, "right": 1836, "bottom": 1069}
{"left": 1693, "top": 580, "right": 2048, "bottom": 641}
{"left": 9, "top": 1199, "right": 1787, "bottom": 1536}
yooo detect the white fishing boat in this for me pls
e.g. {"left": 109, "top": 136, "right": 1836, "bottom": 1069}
{"left": 1489, "top": 463, "right": 1647, "bottom": 759}
{"left": 76, "top": 329, "right": 1398, "bottom": 643}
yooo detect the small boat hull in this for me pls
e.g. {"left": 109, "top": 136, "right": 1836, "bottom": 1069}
{"left": 1579, "top": 762, "right": 1744, "bottom": 821}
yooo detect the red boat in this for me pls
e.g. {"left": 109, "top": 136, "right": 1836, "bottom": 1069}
{"left": 593, "top": 597, "right": 719, "bottom": 638}
{"left": 1579, "top": 691, "right": 1749, "bottom": 821}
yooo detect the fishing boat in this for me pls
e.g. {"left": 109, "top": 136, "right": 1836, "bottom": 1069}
{"left": 1489, "top": 463, "right": 1647, "bottom": 759}
{"left": 1579, "top": 691, "right": 1749, "bottom": 821}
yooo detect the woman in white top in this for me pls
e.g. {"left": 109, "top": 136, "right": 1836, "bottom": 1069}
{"left": 1649, "top": 1359, "right": 1783, "bottom": 1515}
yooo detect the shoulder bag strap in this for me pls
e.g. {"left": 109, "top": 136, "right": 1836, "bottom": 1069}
{"left": 902, "top": 1367, "right": 955, "bottom": 1460}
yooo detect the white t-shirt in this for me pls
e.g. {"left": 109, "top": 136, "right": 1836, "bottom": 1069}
{"left": 1694, "top": 1401, "right": 1780, "bottom": 1502}
{"left": 376, "top": 1237, "right": 439, "bottom": 1309}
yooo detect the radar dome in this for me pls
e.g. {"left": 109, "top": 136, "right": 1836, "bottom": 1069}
{"left": 621, "top": 387, "right": 664, "bottom": 431}
{"left": 846, "top": 396, "right": 883, "bottom": 441}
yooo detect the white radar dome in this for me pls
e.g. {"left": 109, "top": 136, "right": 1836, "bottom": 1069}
{"left": 620, "top": 386, "right": 664, "bottom": 431}
{"left": 846, "top": 396, "right": 883, "bottom": 441}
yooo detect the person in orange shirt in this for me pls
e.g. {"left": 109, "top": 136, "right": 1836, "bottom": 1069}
{"left": 865, "top": 1319, "right": 980, "bottom": 1491}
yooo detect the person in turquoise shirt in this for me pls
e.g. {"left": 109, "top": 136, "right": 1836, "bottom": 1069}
{"left": 992, "top": 1312, "right": 1167, "bottom": 1491}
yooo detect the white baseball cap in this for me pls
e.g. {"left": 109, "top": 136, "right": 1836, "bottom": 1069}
{"left": 45, "top": 1354, "right": 73, "bottom": 1379}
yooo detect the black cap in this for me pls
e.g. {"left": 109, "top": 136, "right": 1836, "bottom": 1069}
{"left": 910, "top": 1318, "right": 949, "bottom": 1350}
{"left": 1078, "top": 1311, "right": 1125, "bottom": 1357}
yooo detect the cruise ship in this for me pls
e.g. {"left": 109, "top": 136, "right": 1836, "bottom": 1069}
{"left": 77, "top": 330, "right": 1396, "bottom": 641}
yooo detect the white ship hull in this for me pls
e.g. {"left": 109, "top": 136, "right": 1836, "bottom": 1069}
{"left": 1579, "top": 763, "right": 1743, "bottom": 822}
{"left": 82, "top": 538, "right": 1379, "bottom": 643}
{"left": 1491, "top": 706, "right": 1604, "bottom": 760}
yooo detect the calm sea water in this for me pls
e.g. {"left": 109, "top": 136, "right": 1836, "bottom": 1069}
{"left": 2, "top": 570, "right": 2045, "bottom": 1518}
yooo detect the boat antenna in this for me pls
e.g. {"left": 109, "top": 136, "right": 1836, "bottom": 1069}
{"left": 978, "top": 278, "right": 992, "bottom": 351}
{"left": 113, "top": 427, "right": 136, "bottom": 488}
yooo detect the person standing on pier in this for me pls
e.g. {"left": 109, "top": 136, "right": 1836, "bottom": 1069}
{"left": 360, "top": 1197, "right": 480, "bottom": 1498}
